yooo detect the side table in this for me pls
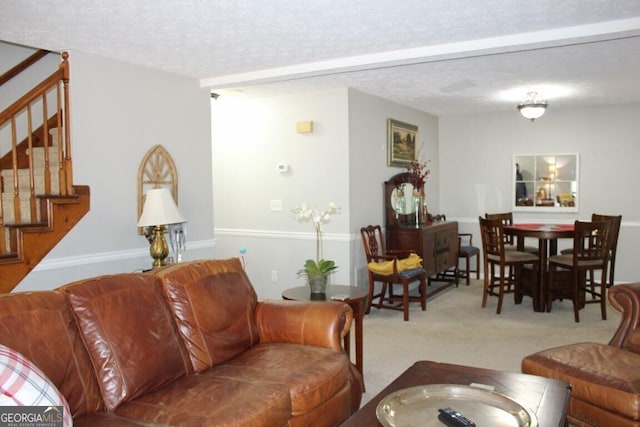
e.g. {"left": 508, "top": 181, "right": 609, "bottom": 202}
{"left": 282, "top": 285, "right": 367, "bottom": 387}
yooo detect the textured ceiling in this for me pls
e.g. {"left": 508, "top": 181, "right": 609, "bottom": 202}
{"left": 2, "top": 0, "right": 640, "bottom": 115}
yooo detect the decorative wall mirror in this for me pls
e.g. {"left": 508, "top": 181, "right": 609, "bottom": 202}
{"left": 513, "top": 153, "right": 579, "bottom": 212}
{"left": 137, "top": 145, "right": 178, "bottom": 234}
{"left": 390, "top": 182, "right": 417, "bottom": 215}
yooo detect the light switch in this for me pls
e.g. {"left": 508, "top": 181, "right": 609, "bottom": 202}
{"left": 270, "top": 199, "right": 283, "bottom": 211}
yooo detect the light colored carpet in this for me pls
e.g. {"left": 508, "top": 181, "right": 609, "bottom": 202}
{"left": 358, "top": 279, "right": 621, "bottom": 405}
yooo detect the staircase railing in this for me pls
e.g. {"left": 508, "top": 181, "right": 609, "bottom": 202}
{"left": 0, "top": 49, "right": 49, "bottom": 87}
{"left": 0, "top": 51, "right": 73, "bottom": 254}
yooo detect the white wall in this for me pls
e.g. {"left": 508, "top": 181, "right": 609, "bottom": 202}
{"left": 211, "top": 88, "right": 438, "bottom": 299}
{"left": 439, "top": 104, "right": 640, "bottom": 283}
{"left": 0, "top": 44, "right": 60, "bottom": 112}
{"left": 347, "top": 89, "right": 439, "bottom": 286}
{"left": 212, "top": 88, "right": 351, "bottom": 299}
{"left": 9, "top": 44, "right": 637, "bottom": 292}
{"left": 7, "top": 48, "right": 215, "bottom": 291}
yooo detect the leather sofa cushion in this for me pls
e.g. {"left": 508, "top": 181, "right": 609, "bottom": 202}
{"left": 155, "top": 258, "right": 260, "bottom": 372}
{"left": 209, "top": 342, "right": 351, "bottom": 416}
{"left": 522, "top": 342, "right": 640, "bottom": 420}
{"left": 61, "top": 274, "right": 191, "bottom": 411}
{"left": 623, "top": 329, "right": 640, "bottom": 353}
{"left": 0, "top": 290, "right": 104, "bottom": 417}
{"left": 114, "top": 373, "right": 290, "bottom": 427}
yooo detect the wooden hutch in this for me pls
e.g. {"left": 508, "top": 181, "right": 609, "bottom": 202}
{"left": 384, "top": 173, "right": 459, "bottom": 284}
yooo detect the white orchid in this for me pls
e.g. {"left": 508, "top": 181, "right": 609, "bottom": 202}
{"left": 291, "top": 202, "right": 341, "bottom": 276}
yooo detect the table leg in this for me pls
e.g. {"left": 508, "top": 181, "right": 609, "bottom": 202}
{"left": 347, "top": 297, "right": 365, "bottom": 391}
{"left": 536, "top": 239, "right": 549, "bottom": 312}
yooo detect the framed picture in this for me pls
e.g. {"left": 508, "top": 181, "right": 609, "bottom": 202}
{"left": 387, "top": 119, "right": 418, "bottom": 167}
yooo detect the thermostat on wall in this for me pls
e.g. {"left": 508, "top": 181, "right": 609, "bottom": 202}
{"left": 277, "top": 163, "right": 289, "bottom": 173}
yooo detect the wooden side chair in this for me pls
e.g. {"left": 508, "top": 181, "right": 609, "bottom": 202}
{"left": 485, "top": 211, "right": 538, "bottom": 253}
{"left": 593, "top": 214, "right": 621, "bottom": 288}
{"left": 458, "top": 233, "right": 480, "bottom": 285}
{"left": 478, "top": 217, "right": 539, "bottom": 314}
{"left": 360, "top": 225, "right": 427, "bottom": 321}
{"left": 547, "top": 219, "right": 613, "bottom": 322}
{"left": 560, "top": 213, "right": 621, "bottom": 289}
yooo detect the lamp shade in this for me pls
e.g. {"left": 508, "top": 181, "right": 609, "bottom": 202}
{"left": 518, "top": 104, "right": 547, "bottom": 120}
{"left": 137, "top": 188, "right": 185, "bottom": 227}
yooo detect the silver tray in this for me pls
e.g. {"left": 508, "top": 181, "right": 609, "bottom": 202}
{"left": 376, "top": 384, "right": 537, "bottom": 427}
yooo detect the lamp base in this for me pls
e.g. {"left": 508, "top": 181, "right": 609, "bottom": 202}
{"left": 149, "top": 225, "right": 169, "bottom": 268}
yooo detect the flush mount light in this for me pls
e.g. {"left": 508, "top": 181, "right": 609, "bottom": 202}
{"left": 517, "top": 92, "right": 548, "bottom": 121}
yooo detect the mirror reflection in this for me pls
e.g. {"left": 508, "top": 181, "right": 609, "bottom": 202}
{"left": 391, "top": 182, "right": 416, "bottom": 214}
{"left": 514, "top": 154, "right": 579, "bottom": 211}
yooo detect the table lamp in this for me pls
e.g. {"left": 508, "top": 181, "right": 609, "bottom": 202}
{"left": 137, "top": 188, "right": 186, "bottom": 268}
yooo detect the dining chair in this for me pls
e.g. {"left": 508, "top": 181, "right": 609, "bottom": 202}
{"left": 593, "top": 214, "right": 622, "bottom": 288}
{"left": 478, "top": 217, "right": 540, "bottom": 314}
{"left": 485, "top": 212, "right": 538, "bottom": 253}
{"left": 560, "top": 214, "right": 621, "bottom": 289}
{"left": 458, "top": 233, "right": 480, "bottom": 286}
{"left": 360, "top": 225, "right": 427, "bottom": 321}
{"left": 547, "top": 219, "right": 613, "bottom": 322}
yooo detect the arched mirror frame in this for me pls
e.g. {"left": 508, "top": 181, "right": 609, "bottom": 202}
{"left": 137, "top": 145, "right": 178, "bottom": 234}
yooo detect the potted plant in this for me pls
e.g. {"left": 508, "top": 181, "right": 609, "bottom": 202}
{"left": 291, "top": 202, "right": 341, "bottom": 293}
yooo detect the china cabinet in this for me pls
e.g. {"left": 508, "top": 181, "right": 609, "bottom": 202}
{"left": 384, "top": 173, "right": 459, "bottom": 282}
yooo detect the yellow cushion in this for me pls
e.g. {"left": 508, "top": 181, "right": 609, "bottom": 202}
{"left": 367, "top": 253, "right": 422, "bottom": 275}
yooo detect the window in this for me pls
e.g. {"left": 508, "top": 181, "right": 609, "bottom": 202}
{"left": 513, "top": 154, "right": 579, "bottom": 212}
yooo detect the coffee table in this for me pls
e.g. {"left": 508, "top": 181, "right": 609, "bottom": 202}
{"left": 339, "top": 360, "right": 570, "bottom": 426}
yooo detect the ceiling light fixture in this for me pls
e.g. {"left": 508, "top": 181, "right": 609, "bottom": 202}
{"left": 517, "top": 92, "right": 548, "bottom": 121}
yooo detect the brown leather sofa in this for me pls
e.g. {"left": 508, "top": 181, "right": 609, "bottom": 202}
{"left": 0, "top": 258, "right": 363, "bottom": 426}
{"left": 522, "top": 283, "right": 640, "bottom": 427}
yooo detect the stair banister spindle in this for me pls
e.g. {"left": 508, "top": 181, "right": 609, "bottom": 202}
{"left": 27, "top": 105, "right": 37, "bottom": 221}
{"left": 9, "top": 117, "right": 21, "bottom": 224}
{"left": 55, "top": 82, "right": 64, "bottom": 194}
{"left": 42, "top": 92, "right": 51, "bottom": 195}
{"left": 61, "top": 52, "right": 72, "bottom": 196}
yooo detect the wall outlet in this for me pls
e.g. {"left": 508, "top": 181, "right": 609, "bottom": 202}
{"left": 271, "top": 270, "right": 278, "bottom": 282}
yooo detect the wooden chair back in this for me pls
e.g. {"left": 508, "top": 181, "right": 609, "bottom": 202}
{"left": 572, "top": 220, "right": 612, "bottom": 266}
{"left": 485, "top": 212, "right": 515, "bottom": 245}
{"left": 360, "top": 225, "right": 386, "bottom": 263}
{"left": 592, "top": 214, "right": 622, "bottom": 285}
{"left": 479, "top": 216, "right": 506, "bottom": 261}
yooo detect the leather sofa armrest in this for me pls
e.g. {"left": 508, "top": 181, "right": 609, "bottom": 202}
{"left": 608, "top": 283, "right": 640, "bottom": 348}
{"left": 255, "top": 300, "right": 353, "bottom": 353}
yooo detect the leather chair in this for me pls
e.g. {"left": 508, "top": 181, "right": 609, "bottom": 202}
{"left": 360, "top": 225, "right": 427, "bottom": 321}
{"left": 547, "top": 219, "right": 613, "bottom": 322}
{"left": 522, "top": 283, "right": 640, "bottom": 427}
{"left": 458, "top": 233, "right": 479, "bottom": 285}
{"left": 478, "top": 216, "right": 539, "bottom": 314}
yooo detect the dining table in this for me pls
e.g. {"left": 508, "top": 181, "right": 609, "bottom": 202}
{"left": 503, "top": 223, "right": 575, "bottom": 312}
